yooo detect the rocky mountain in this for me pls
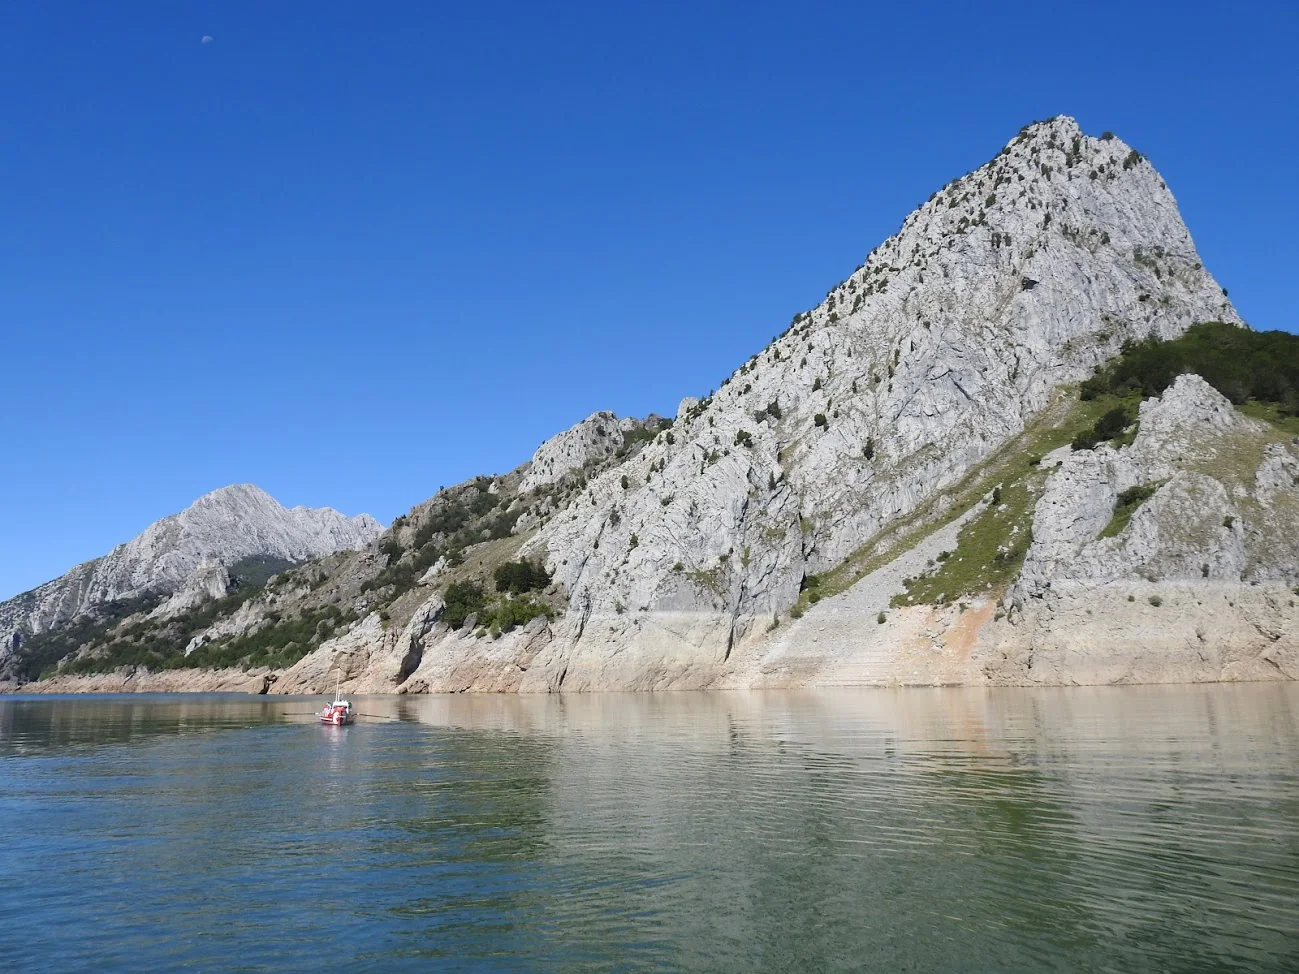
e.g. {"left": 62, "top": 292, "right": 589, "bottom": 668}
{"left": 0, "top": 485, "right": 382, "bottom": 677}
{"left": 9, "top": 116, "right": 1297, "bottom": 693}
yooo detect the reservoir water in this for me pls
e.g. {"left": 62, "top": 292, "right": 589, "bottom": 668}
{"left": 2, "top": 685, "right": 1297, "bottom": 972}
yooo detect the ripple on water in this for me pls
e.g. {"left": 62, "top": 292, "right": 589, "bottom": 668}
{"left": 0, "top": 684, "right": 1297, "bottom": 972}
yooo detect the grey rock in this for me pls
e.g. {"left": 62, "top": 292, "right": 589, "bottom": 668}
{"left": 519, "top": 117, "right": 1238, "bottom": 680}
{"left": 520, "top": 411, "right": 626, "bottom": 492}
{"left": 0, "top": 484, "right": 382, "bottom": 666}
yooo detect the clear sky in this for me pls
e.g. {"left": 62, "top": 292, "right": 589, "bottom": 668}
{"left": 1, "top": 1, "right": 1296, "bottom": 600}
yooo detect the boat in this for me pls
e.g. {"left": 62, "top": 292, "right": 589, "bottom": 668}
{"left": 318, "top": 696, "right": 355, "bottom": 725}
{"left": 317, "top": 675, "right": 356, "bottom": 725}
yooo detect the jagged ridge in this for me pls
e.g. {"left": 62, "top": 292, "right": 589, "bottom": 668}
{"left": 0, "top": 484, "right": 382, "bottom": 674}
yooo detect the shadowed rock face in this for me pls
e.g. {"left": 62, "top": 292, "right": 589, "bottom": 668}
{"left": 0, "top": 484, "right": 383, "bottom": 657}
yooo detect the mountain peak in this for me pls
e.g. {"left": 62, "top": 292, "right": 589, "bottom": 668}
{"left": 0, "top": 483, "right": 383, "bottom": 657}
{"left": 528, "top": 116, "right": 1240, "bottom": 627}
{"left": 197, "top": 483, "right": 271, "bottom": 502}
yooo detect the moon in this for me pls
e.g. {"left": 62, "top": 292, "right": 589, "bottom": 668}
{"left": 201, "top": 35, "right": 214, "bottom": 44}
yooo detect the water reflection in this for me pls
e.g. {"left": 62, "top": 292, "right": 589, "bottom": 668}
{"left": 1, "top": 685, "right": 1296, "bottom": 972}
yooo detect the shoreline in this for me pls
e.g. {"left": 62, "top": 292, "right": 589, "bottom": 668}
{"left": 5, "top": 665, "right": 1293, "bottom": 697}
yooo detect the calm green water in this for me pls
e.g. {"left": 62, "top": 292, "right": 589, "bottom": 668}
{"left": 1, "top": 686, "right": 1297, "bottom": 972}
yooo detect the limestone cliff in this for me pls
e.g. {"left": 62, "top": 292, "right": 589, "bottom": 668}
{"left": 731, "top": 376, "right": 1299, "bottom": 689}
{"left": 10, "top": 116, "right": 1295, "bottom": 694}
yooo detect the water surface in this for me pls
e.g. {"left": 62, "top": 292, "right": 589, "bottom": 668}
{"left": 2, "top": 685, "right": 1297, "bottom": 971}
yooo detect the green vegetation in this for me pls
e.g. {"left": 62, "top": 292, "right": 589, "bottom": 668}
{"left": 442, "top": 581, "right": 487, "bottom": 630}
{"left": 180, "top": 606, "right": 356, "bottom": 671}
{"left": 227, "top": 555, "right": 297, "bottom": 591}
{"left": 686, "top": 567, "right": 725, "bottom": 597}
{"left": 794, "top": 322, "right": 1299, "bottom": 613}
{"left": 616, "top": 418, "right": 673, "bottom": 458}
{"left": 477, "top": 598, "right": 554, "bottom": 638}
{"left": 19, "top": 593, "right": 164, "bottom": 680}
{"left": 45, "top": 593, "right": 355, "bottom": 677}
{"left": 1239, "top": 400, "right": 1299, "bottom": 435}
{"left": 1081, "top": 321, "right": 1299, "bottom": 418}
{"left": 20, "top": 554, "right": 313, "bottom": 679}
{"left": 790, "top": 388, "right": 1130, "bottom": 616}
{"left": 469, "top": 491, "right": 500, "bottom": 517}
{"left": 1099, "top": 483, "right": 1163, "bottom": 539}
{"left": 493, "top": 559, "right": 551, "bottom": 595}
{"left": 1068, "top": 321, "right": 1299, "bottom": 449}
{"left": 363, "top": 483, "right": 524, "bottom": 606}
{"left": 892, "top": 476, "right": 1036, "bottom": 607}
{"left": 441, "top": 577, "right": 552, "bottom": 637}
{"left": 1071, "top": 401, "right": 1139, "bottom": 450}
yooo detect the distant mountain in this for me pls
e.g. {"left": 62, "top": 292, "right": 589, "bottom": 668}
{"left": 9, "top": 117, "right": 1297, "bottom": 693}
{"left": 0, "top": 484, "right": 382, "bottom": 678}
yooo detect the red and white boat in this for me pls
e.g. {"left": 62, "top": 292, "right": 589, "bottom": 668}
{"left": 318, "top": 698, "right": 355, "bottom": 725}
{"left": 317, "top": 678, "right": 356, "bottom": 725}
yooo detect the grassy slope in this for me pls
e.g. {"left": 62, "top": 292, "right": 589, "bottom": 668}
{"left": 789, "top": 388, "right": 1136, "bottom": 617}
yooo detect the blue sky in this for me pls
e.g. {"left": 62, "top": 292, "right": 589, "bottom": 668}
{"left": 1, "top": 1, "right": 1296, "bottom": 599}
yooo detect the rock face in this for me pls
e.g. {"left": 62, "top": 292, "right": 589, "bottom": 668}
{"left": 520, "top": 412, "right": 626, "bottom": 492}
{"left": 0, "top": 484, "right": 383, "bottom": 669}
{"left": 9, "top": 116, "right": 1293, "bottom": 695}
{"left": 519, "top": 411, "right": 664, "bottom": 493}
{"left": 151, "top": 559, "right": 232, "bottom": 620}
{"left": 721, "top": 377, "right": 1299, "bottom": 689}
{"left": 976, "top": 375, "right": 1299, "bottom": 684}
{"left": 505, "top": 116, "right": 1239, "bottom": 685}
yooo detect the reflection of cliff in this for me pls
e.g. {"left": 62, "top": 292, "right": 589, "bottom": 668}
{"left": 481, "top": 691, "right": 1094, "bottom": 969}
{"left": 0, "top": 695, "right": 281, "bottom": 754}
{"left": 4, "top": 686, "right": 1295, "bottom": 970}
{"left": 391, "top": 685, "right": 1299, "bottom": 970}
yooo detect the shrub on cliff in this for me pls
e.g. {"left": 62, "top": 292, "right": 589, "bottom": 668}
{"left": 1081, "top": 321, "right": 1299, "bottom": 415}
{"left": 478, "top": 597, "right": 554, "bottom": 637}
{"left": 1071, "top": 405, "right": 1135, "bottom": 450}
{"left": 442, "top": 581, "right": 486, "bottom": 630}
{"left": 493, "top": 560, "right": 551, "bottom": 595}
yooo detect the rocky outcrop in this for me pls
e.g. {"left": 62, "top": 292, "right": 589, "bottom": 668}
{"left": 151, "top": 559, "right": 232, "bottom": 620}
{"left": 713, "top": 377, "right": 1299, "bottom": 688}
{"left": 520, "top": 411, "right": 628, "bottom": 492}
{"left": 974, "top": 376, "right": 1299, "bottom": 683}
{"left": 243, "top": 379, "right": 1297, "bottom": 696}
{"left": 21, "top": 665, "right": 276, "bottom": 695}
{"left": 0, "top": 484, "right": 383, "bottom": 664}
